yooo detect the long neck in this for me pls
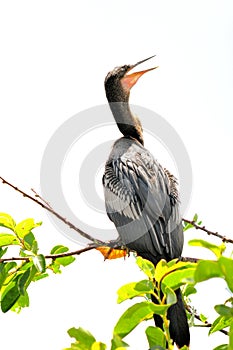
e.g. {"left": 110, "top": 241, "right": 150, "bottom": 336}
{"left": 108, "top": 101, "right": 144, "bottom": 145}
{"left": 105, "top": 79, "right": 144, "bottom": 145}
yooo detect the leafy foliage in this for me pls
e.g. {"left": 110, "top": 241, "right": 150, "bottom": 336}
{"left": 64, "top": 215, "right": 233, "bottom": 350}
{"left": 0, "top": 212, "right": 76, "bottom": 313}
{"left": 1, "top": 212, "right": 233, "bottom": 349}
{"left": 112, "top": 256, "right": 195, "bottom": 349}
{"left": 64, "top": 255, "right": 194, "bottom": 350}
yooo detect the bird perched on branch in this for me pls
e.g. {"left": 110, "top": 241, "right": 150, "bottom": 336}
{"left": 102, "top": 55, "right": 190, "bottom": 348}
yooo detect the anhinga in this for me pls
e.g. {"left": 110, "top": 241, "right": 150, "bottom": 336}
{"left": 102, "top": 56, "right": 190, "bottom": 348}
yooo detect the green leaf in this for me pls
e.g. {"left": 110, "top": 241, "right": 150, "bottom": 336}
{"left": 32, "top": 254, "right": 46, "bottom": 273}
{"left": 218, "top": 257, "right": 233, "bottom": 293}
{"left": 0, "top": 247, "right": 8, "bottom": 258}
{"left": 215, "top": 304, "right": 233, "bottom": 317}
{"left": 136, "top": 256, "right": 155, "bottom": 279}
{"left": 213, "top": 345, "right": 228, "bottom": 350}
{"left": 146, "top": 326, "right": 166, "bottom": 349}
{"left": 167, "top": 259, "right": 178, "bottom": 268}
{"left": 154, "top": 259, "right": 168, "bottom": 283}
{"left": 189, "top": 239, "right": 225, "bottom": 258}
{"left": 56, "top": 255, "right": 75, "bottom": 267}
{"left": 183, "top": 284, "right": 197, "bottom": 297}
{"left": 156, "top": 259, "right": 195, "bottom": 285}
{"left": 0, "top": 213, "right": 16, "bottom": 230}
{"left": 183, "top": 222, "right": 194, "bottom": 232}
{"left": 15, "top": 219, "right": 42, "bottom": 239}
{"left": 0, "top": 233, "right": 19, "bottom": 247}
{"left": 0, "top": 261, "right": 17, "bottom": 288}
{"left": 50, "top": 260, "right": 62, "bottom": 274}
{"left": 23, "top": 232, "right": 38, "bottom": 253}
{"left": 114, "top": 302, "right": 153, "bottom": 338}
{"left": 163, "top": 286, "right": 177, "bottom": 305}
{"left": 1, "top": 263, "right": 37, "bottom": 312}
{"left": 114, "top": 301, "right": 169, "bottom": 338}
{"left": 110, "top": 335, "right": 129, "bottom": 350}
{"left": 117, "top": 280, "right": 154, "bottom": 303}
{"left": 11, "top": 291, "right": 29, "bottom": 313}
{"left": 67, "top": 327, "right": 96, "bottom": 348}
{"left": 195, "top": 260, "right": 223, "bottom": 282}
{"left": 17, "top": 268, "right": 31, "bottom": 295}
{"left": 183, "top": 214, "right": 200, "bottom": 231}
{"left": 49, "top": 245, "right": 75, "bottom": 271}
{"left": 1, "top": 282, "right": 20, "bottom": 313}
{"left": 19, "top": 260, "right": 34, "bottom": 271}
{"left": 91, "top": 342, "right": 107, "bottom": 350}
{"left": 199, "top": 313, "right": 208, "bottom": 322}
{"left": 209, "top": 316, "right": 232, "bottom": 334}
{"left": 193, "top": 213, "right": 198, "bottom": 222}
{"left": 50, "top": 244, "right": 69, "bottom": 254}
{"left": 33, "top": 272, "right": 49, "bottom": 281}
{"left": 162, "top": 268, "right": 195, "bottom": 291}
{"left": 167, "top": 260, "right": 195, "bottom": 271}
{"left": 67, "top": 327, "right": 106, "bottom": 350}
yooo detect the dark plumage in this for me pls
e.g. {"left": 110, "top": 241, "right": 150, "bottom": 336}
{"left": 102, "top": 56, "right": 190, "bottom": 348}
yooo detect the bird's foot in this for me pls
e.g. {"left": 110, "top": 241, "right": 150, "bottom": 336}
{"left": 106, "top": 237, "right": 125, "bottom": 249}
{"left": 87, "top": 237, "right": 125, "bottom": 249}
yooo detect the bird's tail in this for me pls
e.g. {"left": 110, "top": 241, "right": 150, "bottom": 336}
{"left": 152, "top": 288, "right": 190, "bottom": 349}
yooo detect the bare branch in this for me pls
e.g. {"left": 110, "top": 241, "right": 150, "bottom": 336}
{"left": 0, "top": 244, "right": 97, "bottom": 263}
{"left": 0, "top": 176, "right": 104, "bottom": 246}
{"left": 31, "top": 188, "right": 52, "bottom": 209}
{"left": 181, "top": 256, "right": 199, "bottom": 263}
{"left": 182, "top": 218, "right": 233, "bottom": 245}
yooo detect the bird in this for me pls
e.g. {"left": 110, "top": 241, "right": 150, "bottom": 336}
{"left": 102, "top": 55, "right": 190, "bottom": 348}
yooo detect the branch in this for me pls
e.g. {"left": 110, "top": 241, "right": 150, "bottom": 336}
{"left": 0, "top": 244, "right": 97, "bottom": 263}
{"left": 186, "top": 305, "right": 229, "bottom": 336}
{"left": 31, "top": 188, "right": 52, "bottom": 209}
{"left": 181, "top": 256, "right": 199, "bottom": 263}
{"left": 0, "top": 176, "right": 104, "bottom": 246}
{"left": 1, "top": 175, "right": 232, "bottom": 261}
{"left": 182, "top": 218, "right": 233, "bottom": 245}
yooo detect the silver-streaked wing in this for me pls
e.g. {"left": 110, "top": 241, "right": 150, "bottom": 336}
{"left": 103, "top": 151, "right": 183, "bottom": 260}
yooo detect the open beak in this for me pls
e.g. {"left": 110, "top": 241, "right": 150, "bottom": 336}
{"left": 121, "top": 55, "right": 158, "bottom": 91}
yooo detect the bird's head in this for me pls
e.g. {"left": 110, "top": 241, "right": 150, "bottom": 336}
{"left": 105, "top": 55, "right": 158, "bottom": 102}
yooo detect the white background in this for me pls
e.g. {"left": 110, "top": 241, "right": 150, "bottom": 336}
{"left": 0, "top": 1, "right": 233, "bottom": 349}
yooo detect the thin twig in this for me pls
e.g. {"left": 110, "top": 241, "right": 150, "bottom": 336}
{"left": 181, "top": 256, "right": 199, "bottom": 263}
{"left": 182, "top": 218, "right": 233, "bottom": 244}
{"left": 186, "top": 305, "right": 229, "bottom": 336}
{"left": 0, "top": 176, "right": 104, "bottom": 246}
{"left": 0, "top": 245, "right": 97, "bottom": 263}
{"left": 31, "top": 188, "right": 52, "bottom": 209}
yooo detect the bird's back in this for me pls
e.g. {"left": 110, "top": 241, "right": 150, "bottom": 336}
{"left": 103, "top": 136, "right": 184, "bottom": 265}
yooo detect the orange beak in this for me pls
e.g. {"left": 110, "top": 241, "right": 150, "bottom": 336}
{"left": 121, "top": 55, "right": 158, "bottom": 91}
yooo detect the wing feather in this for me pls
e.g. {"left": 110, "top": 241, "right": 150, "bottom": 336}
{"left": 103, "top": 146, "right": 182, "bottom": 260}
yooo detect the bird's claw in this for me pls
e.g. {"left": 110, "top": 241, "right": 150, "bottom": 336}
{"left": 105, "top": 237, "right": 125, "bottom": 249}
